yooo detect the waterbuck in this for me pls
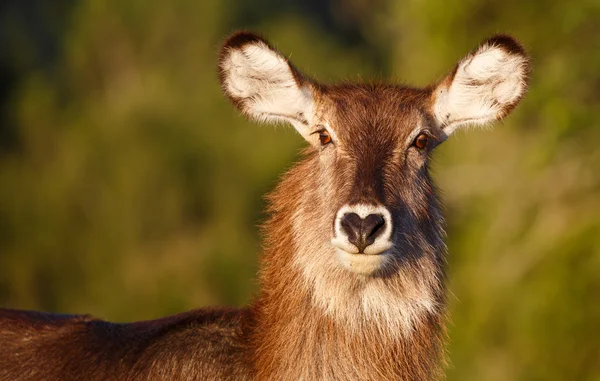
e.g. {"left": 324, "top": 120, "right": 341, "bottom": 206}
{"left": 0, "top": 31, "right": 530, "bottom": 380}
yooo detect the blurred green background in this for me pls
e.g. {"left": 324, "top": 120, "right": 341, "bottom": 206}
{"left": 1, "top": 0, "right": 599, "bottom": 379}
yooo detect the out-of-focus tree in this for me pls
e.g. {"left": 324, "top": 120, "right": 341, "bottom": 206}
{"left": 0, "top": 0, "right": 377, "bottom": 319}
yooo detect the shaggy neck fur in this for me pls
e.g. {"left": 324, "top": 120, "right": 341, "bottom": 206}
{"left": 246, "top": 154, "right": 447, "bottom": 381}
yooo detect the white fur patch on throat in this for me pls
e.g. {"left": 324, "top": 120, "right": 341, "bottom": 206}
{"left": 308, "top": 259, "right": 438, "bottom": 338}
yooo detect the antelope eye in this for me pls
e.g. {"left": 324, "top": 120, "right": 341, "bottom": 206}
{"left": 413, "top": 133, "right": 429, "bottom": 149}
{"left": 319, "top": 131, "right": 332, "bottom": 146}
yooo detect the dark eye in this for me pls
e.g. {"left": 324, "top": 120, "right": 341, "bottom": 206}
{"left": 413, "top": 133, "right": 429, "bottom": 149}
{"left": 319, "top": 130, "right": 332, "bottom": 146}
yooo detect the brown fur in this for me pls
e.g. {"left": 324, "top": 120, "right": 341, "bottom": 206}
{"left": 246, "top": 153, "right": 446, "bottom": 380}
{"left": 0, "top": 308, "right": 249, "bottom": 380}
{"left": 0, "top": 31, "right": 530, "bottom": 380}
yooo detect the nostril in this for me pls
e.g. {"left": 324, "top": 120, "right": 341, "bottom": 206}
{"left": 339, "top": 212, "right": 386, "bottom": 253}
{"left": 363, "top": 214, "right": 385, "bottom": 242}
{"left": 340, "top": 213, "right": 362, "bottom": 243}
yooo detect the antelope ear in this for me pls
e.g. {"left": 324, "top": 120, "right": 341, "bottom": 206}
{"left": 431, "top": 35, "right": 530, "bottom": 136}
{"left": 218, "top": 31, "right": 316, "bottom": 139}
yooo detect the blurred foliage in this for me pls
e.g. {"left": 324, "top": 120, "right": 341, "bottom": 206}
{"left": 0, "top": 0, "right": 599, "bottom": 379}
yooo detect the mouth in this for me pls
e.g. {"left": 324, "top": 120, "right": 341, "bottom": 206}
{"left": 334, "top": 248, "right": 392, "bottom": 275}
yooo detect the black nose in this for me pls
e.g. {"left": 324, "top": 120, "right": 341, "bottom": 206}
{"left": 340, "top": 213, "right": 386, "bottom": 253}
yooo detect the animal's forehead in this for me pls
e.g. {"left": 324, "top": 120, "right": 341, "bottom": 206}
{"left": 322, "top": 84, "right": 429, "bottom": 146}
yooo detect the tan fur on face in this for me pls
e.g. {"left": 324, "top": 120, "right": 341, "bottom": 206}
{"left": 244, "top": 83, "right": 452, "bottom": 379}
{"left": 251, "top": 159, "right": 447, "bottom": 380}
{"left": 292, "top": 174, "right": 441, "bottom": 338}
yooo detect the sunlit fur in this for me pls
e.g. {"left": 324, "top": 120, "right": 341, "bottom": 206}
{"left": 248, "top": 84, "right": 449, "bottom": 379}
{"left": 0, "top": 31, "right": 530, "bottom": 381}
{"left": 222, "top": 32, "right": 528, "bottom": 380}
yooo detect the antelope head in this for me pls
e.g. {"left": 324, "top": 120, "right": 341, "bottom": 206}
{"left": 218, "top": 32, "right": 529, "bottom": 332}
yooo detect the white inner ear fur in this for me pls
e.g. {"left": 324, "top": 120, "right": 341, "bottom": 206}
{"left": 221, "top": 42, "right": 315, "bottom": 138}
{"left": 433, "top": 42, "right": 528, "bottom": 136}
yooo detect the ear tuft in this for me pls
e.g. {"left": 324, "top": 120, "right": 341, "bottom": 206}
{"left": 432, "top": 34, "right": 530, "bottom": 136}
{"left": 219, "top": 31, "right": 270, "bottom": 53}
{"left": 482, "top": 34, "right": 528, "bottom": 57}
{"left": 217, "top": 31, "right": 316, "bottom": 137}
